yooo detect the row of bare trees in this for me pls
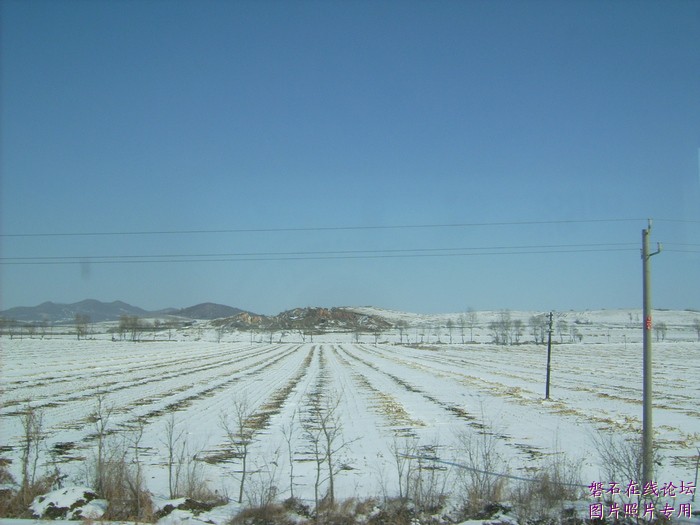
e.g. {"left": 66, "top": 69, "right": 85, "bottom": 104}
{"left": 0, "top": 318, "right": 55, "bottom": 339}
{"left": 7, "top": 393, "right": 657, "bottom": 524}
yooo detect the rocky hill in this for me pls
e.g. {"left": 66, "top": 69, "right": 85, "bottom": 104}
{"left": 166, "top": 302, "right": 246, "bottom": 320}
{"left": 212, "top": 306, "right": 393, "bottom": 332}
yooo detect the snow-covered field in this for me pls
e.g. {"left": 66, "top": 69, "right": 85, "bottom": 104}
{"left": 1, "top": 308, "right": 699, "bottom": 522}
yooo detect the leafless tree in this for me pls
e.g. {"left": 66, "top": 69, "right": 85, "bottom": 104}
{"left": 569, "top": 324, "right": 581, "bottom": 343}
{"left": 513, "top": 319, "right": 524, "bottom": 344}
{"left": 19, "top": 404, "right": 45, "bottom": 505}
{"left": 433, "top": 325, "right": 442, "bottom": 343}
{"left": 497, "top": 310, "right": 512, "bottom": 345}
{"left": 301, "top": 389, "right": 355, "bottom": 509}
{"left": 216, "top": 323, "right": 226, "bottom": 343}
{"left": 446, "top": 319, "right": 454, "bottom": 344}
{"left": 162, "top": 413, "right": 186, "bottom": 499}
{"left": 694, "top": 318, "right": 700, "bottom": 341}
{"left": 410, "top": 441, "right": 450, "bottom": 513}
{"left": 396, "top": 320, "right": 408, "bottom": 344}
{"left": 353, "top": 328, "right": 361, "bottom": 344}
{"left": 556, "top": 319, "right": 568, "bottom": 343}
{"left": 390, "top": 435, "right": 418, "bottom": 501}
{"left": 488, "top": 321, "right": 500, "bottom": 345}
{"left": 281, "top": 411, "right": 297, "bottom": 500}
{"left": 457, "top": 314, "right": 466, "bottom": 344}
{"left": 529, "top": 314, "right": 547, "bottom": 344}
{"left": 119, "top": 315, "right": 144, "bottom": 342}
{"left": 456, "top": 418, "right": 509, "bottom": 515}
{"left": 221, "top": 395, "right": 255, "bottom": 503}
{"left": 39, "top": 316, "right": 49, "bottom": 339}
{"left": 125, "top": 420, "right": 148, "bottom": 519}
{"left": 654, "top": 321, "right": 668, "bottom": 342}
{"left": 466, "top": 308, "right": 478, "bottom": 343}
{"left": 89, "top": 394, "right": 115, "bottom": 496}
{"left": 75, "top": 313, "right": 90, "bottom": 340}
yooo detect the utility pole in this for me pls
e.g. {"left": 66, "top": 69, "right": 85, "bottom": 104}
{"left": 545, "top": 311, "right": 553, "bottom": 400}
{"left": 642, "top": 219, "right": 661, "bottom": 485}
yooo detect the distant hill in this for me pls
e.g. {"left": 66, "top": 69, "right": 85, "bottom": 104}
{"left": 167, "top": 303, "right": 246, "bottom": 320}
{"left": 0, "top": 300, "right": 150, "bottom": 324}
{"left": 213, "top": 306, "right": 393, "bottom": 332}
{"left": 0, "top": 299, "right": 250, "bottom": 324}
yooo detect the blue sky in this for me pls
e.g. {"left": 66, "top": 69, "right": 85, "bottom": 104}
{"left": 1, "top": 0, "right": 699, "bottom": 315}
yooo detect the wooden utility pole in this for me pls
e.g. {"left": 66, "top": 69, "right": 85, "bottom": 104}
{"left": 545, "top": 312, "right": 553, "bottom": 400}
{"left": 642, "top": 219, "right": 661, "bottom": 485}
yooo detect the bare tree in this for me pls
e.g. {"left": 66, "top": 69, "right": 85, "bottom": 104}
{"left": 221, "top": 395, "right": 255, "bottom": 503}
{"left": 119, "top": 315, "right": 144, "bottom": 342}
{"left": 162, "top": 413, "right": 186, "bottom": 499}
{"left": 89, "top": 394, "right": 115, "bottom": 496}
{"left": 117, "top": 315, "right": 128, "bottom": 340}
{"left": 456, "top": 418, "right": 509, "bottom": 515}
{"left": 19, "top": 404, "right": 45, "bottom": 505}
{"left": 75, "top": 314, "right": 90, "bottom": 340}
{"left": 281, "top": 411, "right": 297, "bottom": 500}
{"left": 591, "top": 431, "right": 660, "bottom": 511}
{"left": 396, "top": 320, "right": 408, "bottom": 344}
{"left": 466, "top": 308, "right": 478, "bottom": 343}
{"left": 446, "top": 319, "right": 454, "bottom": 344}
{"left": 246, "top": 453, "right": 281, "bottom": 510}
{"left": 513, "top": 319, "right": 524, "bottom": 344}
{"left": 556, "top": 319, "right": 568, "bottom": 343}
{"left": 488, "top": 321, "right": 500, "bottom": 345}
{"left": 433, "top": 325, "right": 442, "bottom": 343}
{"left": 125, "top": 421, "right": 148, "bottom": 520}
{"left": 301, "top": 389, "right": 355, "bottom": 509}
{"left": 694, "top": 318, "right": 700, "bottom": 341}
{"left": 569, "top": 324, "right": 581, "bottom": 343}
{"left": 217, "top": 323, "right": 226, "bottom": 343}
{"left": 410, "top": 441, "right": 450, "bottom": 513}
{"left": 458, "top": 314, "right": 466, "bottom": 344}
{"left": 390, "top": 435, "right": 418, "bottom": 501}
{"left": 654, "top": 321, "right": 668, "bottom": 342}
{"left": 497, "top": 310, "right": 512, "bottom": 345}
{"left": 39, "top": 316, "right": 49, "bottom": 339}
{"left": 529, "top": 314, "right": 547, "bottom": 344}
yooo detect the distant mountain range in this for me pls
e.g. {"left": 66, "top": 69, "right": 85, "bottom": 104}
{"left": 0, "top": 299, "right": 249, "bottom": 324}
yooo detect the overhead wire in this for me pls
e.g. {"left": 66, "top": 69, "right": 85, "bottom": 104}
{"left": 0, "top": 243, "right": 640, "bottom": 265}
{"left": 0, "top": 218, "right": 648, "bottom": 238}
{"left": 2, "top": 218, "right": 695, "bottom": 264}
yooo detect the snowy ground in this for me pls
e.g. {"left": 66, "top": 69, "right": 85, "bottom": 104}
{"left": 1, "top": 308, "right": 699, "bottom": 522}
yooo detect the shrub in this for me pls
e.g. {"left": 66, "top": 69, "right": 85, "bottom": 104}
{"left": 509, "top": 453, "right": 584, "bottom": 525}
{"left": 229, "top": 501, "right": 296, "bottom": 525}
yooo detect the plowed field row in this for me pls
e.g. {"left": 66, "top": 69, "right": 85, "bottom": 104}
{"left": 1, "top": 337, "right": 699, "bottom": 502}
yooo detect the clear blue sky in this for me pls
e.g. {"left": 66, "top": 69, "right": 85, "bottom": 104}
{"left": 1, "top": 0, "right": 699, "bottom": 315}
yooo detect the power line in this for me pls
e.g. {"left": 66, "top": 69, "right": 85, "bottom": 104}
{"left": 402, "top": 454, "right": 587, "bottom": 488}
{"left": 0, "top": 218, "right": 646, "bottom": 238}
{"left": 655, "top": 219, "right": 700, "bottom": 224}
{"left": 0, "top": 242, "right": 637, "bottom": 262}
{"left": 0, "top": 245, "right": 639, "bottom": 265}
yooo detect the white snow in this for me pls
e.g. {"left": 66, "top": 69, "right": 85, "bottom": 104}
{"left": 29, "top": 486, "right": 106, "bottom": 520}
{"left": 1, "top": 307, "right": 699, "bottom": 523}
